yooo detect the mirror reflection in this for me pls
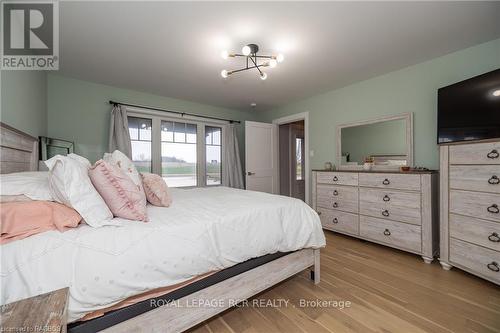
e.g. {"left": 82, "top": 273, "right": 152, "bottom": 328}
{"left": 341, "top": 119, "right": 408, "bottom": 166}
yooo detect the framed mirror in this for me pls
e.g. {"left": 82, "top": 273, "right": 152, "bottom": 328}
{"left": 336, "top": 113, "right": 413, "bottom": 170}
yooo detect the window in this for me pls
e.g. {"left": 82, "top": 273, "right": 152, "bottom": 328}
{"left": 205, "top": 126, "right": 222, "bottom": 185}
{"left": 161, "top": 121, "right": 197, "bottom": 187}
{"left": 128, "top": 117, "right": 152, "bottom": 172}
{"left": 128, "top": 114, "right": 224, "bottom": 188}
{"left": 296, "top": 137, "right": 303, "bottom": 180}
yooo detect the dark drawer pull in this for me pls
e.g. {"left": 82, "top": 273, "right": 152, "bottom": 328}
{"left": 382, "top": 210, "right": 390, "bottom": 217}
{"left": 487, "top": 204, "right": 499, "bottom": 214}
{"left": 383, "top": 195, "right": 390, "bottom": 202}
{"left": 487, "top": 261, "right": 499, "bottom": 272}
{"left": 488, "top": 232, "right": 500, "bottom": 242}
{"left": 333, "top": 176, "right": 338, "bottom": 182}
{"left": 333, "top": 190, "right": 338, "bottom": 196}
{"left": 332, "top": 202, "right": 338, "bottom": 208}
{"left": 487, "top": 149, "right": 499, "bottom": 159}
{"left": 383, "top": 229, "right": 391, "bottom": 236}
{"left": 332, "top": 218, "right": 338, "bottom": 224}
{"left": 488, "top": 175, "right": 499, "bottom": 185}
{"left": 382, "top": 178, "right": 390, "bottom": 185}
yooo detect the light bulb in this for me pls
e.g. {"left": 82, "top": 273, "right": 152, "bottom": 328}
{"left": 269, "top": 59, "right": 278, "bottom": 68}
{"left": 493, "top": 89, "right": 500, "bottom": 97}
{"left": 221, "top": 50, "right": 229, "bottom": 59}
{"left": 242, "top": 45, "right": 251, "bottom": 56}
{"left": 221, "top": 70, "right": 229, "bottom": 79}
{"left": 276, "top": 53, "right": 284, "bottom": 63}
{"left": 260, "top": 72, "right": 267, "bottom": 81}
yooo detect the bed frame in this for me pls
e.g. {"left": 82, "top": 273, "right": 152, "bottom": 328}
{"left": 0, "top": 122, "right": 321, "bottom": 333}
{"left": 0, "top": 122, "right": 38, "bottom": 173}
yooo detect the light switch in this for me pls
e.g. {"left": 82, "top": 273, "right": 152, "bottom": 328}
{"left": 310, "top": 150, "right": 314, "bottom": 157}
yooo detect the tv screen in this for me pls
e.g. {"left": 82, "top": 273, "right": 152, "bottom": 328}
{"left": 437, "top": 68, "right": 500, "bottom": 144}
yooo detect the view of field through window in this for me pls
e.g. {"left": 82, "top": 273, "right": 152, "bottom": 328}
{"left": 128, "top": 117, "right": 221, "bottom": 187}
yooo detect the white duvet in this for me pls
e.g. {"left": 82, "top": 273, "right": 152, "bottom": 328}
{"left": 1, "top": 187, "right": 325, "bottom": 322}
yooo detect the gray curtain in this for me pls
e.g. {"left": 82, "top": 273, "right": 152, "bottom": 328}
{"left": 223, "top": 123, "right": 244, "bottom": 189}
{"left": 108, "top": 104, "right": 132, "bottom": 158}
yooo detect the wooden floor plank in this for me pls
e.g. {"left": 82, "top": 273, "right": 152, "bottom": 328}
{"left": 188, "top": 232, "right": 500, "bottom": 333}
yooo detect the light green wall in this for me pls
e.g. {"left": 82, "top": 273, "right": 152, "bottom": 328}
{"left": 341, "top": 119, "right": 406, "bottom": 164}
{"left": 258, "top": 38, "right": 500, "bottom": 171}
{"left": 47, "top": 74, "right": 259, "bottom": 163}
{"left": 0, "top": 71, "right": 47, "bottom": 137}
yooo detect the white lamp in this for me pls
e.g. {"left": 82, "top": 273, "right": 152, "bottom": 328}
{"left": 242, "top": 45, "right": 251, "bottom": 56}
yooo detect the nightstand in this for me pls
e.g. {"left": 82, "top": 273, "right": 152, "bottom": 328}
{"left": 1, "top": 287, "right": 69, "bottom": 333}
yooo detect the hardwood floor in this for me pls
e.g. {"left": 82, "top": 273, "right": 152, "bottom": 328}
{"left": 189, "top": 231, "right": 500, "bottom": 333}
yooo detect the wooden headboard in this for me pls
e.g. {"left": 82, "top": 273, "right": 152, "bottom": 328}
{"left": 0, "top": 122, "right": 39, "bottom": 174}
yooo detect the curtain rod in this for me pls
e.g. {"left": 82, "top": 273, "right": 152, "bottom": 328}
{"left": 109, "top": 100, "right": 241, "bottom": 124}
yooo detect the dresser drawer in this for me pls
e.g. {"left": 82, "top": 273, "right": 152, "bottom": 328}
{"left": 450, "top": 238, "right": 500, "bottom": 284}
{"left": 359, "top": 216, "right": 421, "bottom": 253}
{"left": 317, "top": 184, "right": 358, "bottom": 213}
{"left": 450, "top": 190, "right": 500, "bottom": 223}
{"left": 317, "top": 207, "right": 359, "bottom": 235}
{"left": 450, "top": 214, "right": 500, "bottom": 252}
{"left": 316, "top": 172, "right": 358, "bottom": 186}
{"left": 449, "top": 141, "right": 500, "bottom": 165}
{"left": 450, "top": 165, "right": 500, "bottom": 194}
{"left": 359, "top": 188, "right": 421, "bottom": 225}
{"left": 359, "top": 173, "right": 421, "bottom": 191}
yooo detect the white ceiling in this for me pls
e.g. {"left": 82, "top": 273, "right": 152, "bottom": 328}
{"left": 59, "top": 1, "right": 500, "bottom": 111}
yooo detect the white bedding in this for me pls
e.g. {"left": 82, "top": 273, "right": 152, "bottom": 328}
{"left": 1, "top": 187, "right": 325, "bottom": 322}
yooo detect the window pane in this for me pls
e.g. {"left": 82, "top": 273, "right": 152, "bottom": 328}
{"left": 161, "top": 121, "right": 174, "bottom": 142}
{"left": 186, "top": 123, "right": 197, "bottom": 143}
{"left": 139, "top": 120, "right": 152, "bottom": 141}
{"left": 296, "top": 138, "right": 302, "bottom": 180}
{"left": 128, "top": 116, "right": 152, "bottom": 172}
{"left": 174, "top": 122, "right": 186, "bottom": 143}
{"left": 161, "top": 123, "right": 197, "bottom": 187}
{"left": 206, "top": 126, "right": 222, "bottom": 185}
{"left": 128, "top": 117, "right": 139, "bottom": 140}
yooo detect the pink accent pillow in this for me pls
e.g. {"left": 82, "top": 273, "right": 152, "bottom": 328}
{"left": 1, "top": 201, "right": 82, "bottom": 244}
{"left": 141, "top": 173, "right": 172, "bottom": 207}
{"left": 89, "top": 160, "right": 148, "bottom": 221}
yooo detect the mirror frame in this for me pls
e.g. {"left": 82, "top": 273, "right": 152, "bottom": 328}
{"left": 336, "top": 112, "right": 413, "bottom": 170}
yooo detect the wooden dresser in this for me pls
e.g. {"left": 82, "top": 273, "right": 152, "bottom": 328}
{"left": 439, "top": 140, "right": 500, "bottom": 285}
{"left": 312, "top": 170, "right": 439, "bottom": 263}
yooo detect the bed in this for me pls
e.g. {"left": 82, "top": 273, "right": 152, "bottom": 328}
{"left": 0, "top": 122, "right": 326, "bottom": 333}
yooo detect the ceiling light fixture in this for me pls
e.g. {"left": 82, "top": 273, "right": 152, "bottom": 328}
{"left": 220, "top": 43, "right": 283, "bottom": 80}
{"left": 493, "top": 89, "right": 500, "bottom": 97}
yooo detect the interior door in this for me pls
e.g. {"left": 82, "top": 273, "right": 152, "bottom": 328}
{"left": 245, "top": 121, "right": 278, "bottom": 194}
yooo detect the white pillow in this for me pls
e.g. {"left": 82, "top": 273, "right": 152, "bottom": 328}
{"left": 103, "top": 150, "right": 142, "bottom": 186}
{"left": 0, "top": 171, "right": 53, "bottom": 201}
{"left": 45, "top": 154, "right": 114, "bottom": 227}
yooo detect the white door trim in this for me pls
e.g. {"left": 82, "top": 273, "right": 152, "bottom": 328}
{"left": 273, "top": 112, "right": 310, "bottom": 205}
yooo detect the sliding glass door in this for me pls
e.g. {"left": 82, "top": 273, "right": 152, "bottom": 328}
{"left": 161, "top": 121, "right": 197, "bottom": 187}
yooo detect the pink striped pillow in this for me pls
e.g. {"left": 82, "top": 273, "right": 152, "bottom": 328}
{"left": 89, "top": 160, "right": 148, "bottom": 221}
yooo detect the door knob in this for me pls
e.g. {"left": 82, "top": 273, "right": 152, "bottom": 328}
{"left": 247, "top": 171, "right": 255, "bottom": 176}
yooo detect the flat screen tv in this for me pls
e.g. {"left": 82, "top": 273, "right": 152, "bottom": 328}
{"left": 437, "top": 68, "right": 500, "bottom": 144}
